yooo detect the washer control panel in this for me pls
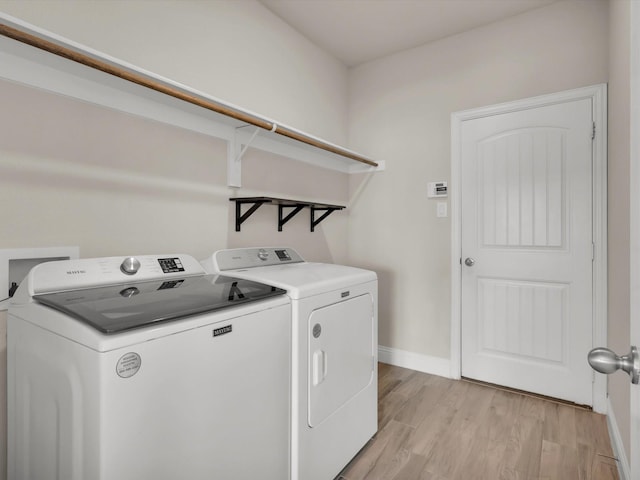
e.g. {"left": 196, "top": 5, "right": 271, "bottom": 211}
{"left": 29, "top": 254, "right": 203, "bottom": 294}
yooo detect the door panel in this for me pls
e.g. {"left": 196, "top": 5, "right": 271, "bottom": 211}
{"left": 461, "top": 98, "right": 593, "bottom": 405}
{"left": 478, "top": 278, "right": 566, "bottom": 363}
{"left": 307, "top": 294, "right": 374, "bottom": 428}
{"left": 480, "top": 129, "right": 565, "bottom": 248}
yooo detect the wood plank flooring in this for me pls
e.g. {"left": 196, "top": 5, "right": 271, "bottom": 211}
{"left": 337, "top": 363, "right": 618, "bottom": 480}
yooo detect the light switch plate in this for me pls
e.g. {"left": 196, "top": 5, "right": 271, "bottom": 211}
{"left": 437, "top": 202, "right": 448, "bottom": 218}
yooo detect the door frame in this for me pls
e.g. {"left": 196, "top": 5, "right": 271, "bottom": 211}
{"left": 450, "top": 84, "right": 608, "bottom": 413}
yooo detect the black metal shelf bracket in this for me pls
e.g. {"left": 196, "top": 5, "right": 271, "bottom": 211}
{"left": 233, "top": 198, "right": 272, "bottom": 232}
{"left": 310, "top": 206, "right": 340, "bottom": 232}
{"left": 278, "top": 203, "right": 305, "bottom": 232}
{"left": 230, "top": 197, "right": 345, "bottom": 232}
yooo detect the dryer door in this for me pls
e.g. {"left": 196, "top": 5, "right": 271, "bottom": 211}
{"left": 308, "top": 293, "right": 375, "bottom": 427}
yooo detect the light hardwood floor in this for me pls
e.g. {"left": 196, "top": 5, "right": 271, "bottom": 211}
{"left": 337, "top": 363, "right": 619, "bottom": 480}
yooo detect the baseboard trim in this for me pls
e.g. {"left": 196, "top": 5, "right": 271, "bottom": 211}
{"left": 378, "top": 346, "right": 451, "bottom": 378}
{"left": 607, "top": 398, "right": 630, "bottom": 480}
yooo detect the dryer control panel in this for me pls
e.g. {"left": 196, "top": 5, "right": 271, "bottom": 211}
{"left": 210, "top": 247, "right": 305, "bottom": 271}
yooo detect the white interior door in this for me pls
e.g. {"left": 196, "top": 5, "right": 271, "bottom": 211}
{"left": 460, "top": 98, "right": 594, "bottom": 405}
{"left": 630, "top": 152, "right": 639, "bottom": 480}
{"left": 630, "top": 2, "right": 640, "bottom": 476}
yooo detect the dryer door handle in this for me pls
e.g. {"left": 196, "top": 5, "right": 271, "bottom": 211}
{"left": 312, "top": 350, "right": 328, "bottom": 386}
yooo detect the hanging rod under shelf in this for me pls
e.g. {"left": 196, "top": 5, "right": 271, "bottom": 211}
{"left": 0, "top": 21, "right": 379, "bottom": 168}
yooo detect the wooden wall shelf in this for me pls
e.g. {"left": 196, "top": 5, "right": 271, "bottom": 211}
{"left": 0, "top": 15, "right": 384, "bottom": 184}
{"left": 230, "top": 197, "right": 345, "bottom": 232}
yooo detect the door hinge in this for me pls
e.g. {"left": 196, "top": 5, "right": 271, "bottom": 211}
{"left": 592, "top": 121, "right": 596, "bottom": 140}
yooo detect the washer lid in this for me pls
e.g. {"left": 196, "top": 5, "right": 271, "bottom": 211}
{"left": 33, "top": 274, "right": 286, "bottom": 334}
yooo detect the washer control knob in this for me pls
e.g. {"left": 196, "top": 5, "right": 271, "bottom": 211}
{"left": 120, "top": 257, "right": 141, "bottom": 275}
{"left": 258, "top": 249, "right": 269, "bottom": 261}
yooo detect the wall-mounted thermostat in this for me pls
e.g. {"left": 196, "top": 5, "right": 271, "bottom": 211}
{"left": 428, "top": 181, "right": 448, "bottom": 198}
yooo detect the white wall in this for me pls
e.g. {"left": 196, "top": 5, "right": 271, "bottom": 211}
{"left": 0, "top": 0, "right": 349, "bottom": 145}
{"left": 348, "top": 0, "right": 609, "bottom": 362}
{"left": 0, "top": 3, "right": 351, "bottom": 478}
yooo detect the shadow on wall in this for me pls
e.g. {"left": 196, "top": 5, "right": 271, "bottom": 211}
{"left": 1, "top": 152, "right": 229, "bottom": 205}
{"left": 348, "top": 170, "right": 377, "bottom": 212}
{"left": 0, "top": 80, "right": 230, "bottom": 206}
{"left": 367, "top": 266, "right": 393, "bottom": 348}
{"left": 0, "top": 79, "right": 233, "bottom": 259}
{"left": 228, "top": 147, "right": 351, "bottom": 264}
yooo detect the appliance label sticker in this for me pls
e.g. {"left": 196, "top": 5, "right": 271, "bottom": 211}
{"left": 213, "top": 325, "right": 232, "bottom": 337}
{"left": 116, "top": 352, "right": 141, "bottom": 378}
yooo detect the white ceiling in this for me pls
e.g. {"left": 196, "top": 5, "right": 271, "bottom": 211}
{"left": 260, "top": 0, "right": 558, "bottom": 67}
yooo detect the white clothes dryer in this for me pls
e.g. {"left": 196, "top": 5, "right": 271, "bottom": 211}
{"left": 202, "top": 247, "right": 378, "bottom": 480}
{"left": 8, "top": 254, "right": 291, "bottom": 480}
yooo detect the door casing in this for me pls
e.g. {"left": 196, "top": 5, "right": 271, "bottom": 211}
{"left": 450, "top": 84, "right": 608, "bottom": 413}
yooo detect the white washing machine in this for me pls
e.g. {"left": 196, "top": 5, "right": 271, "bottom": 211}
{"left": 8, "top": 254, "right": 291, "bottom": 480}
{"left": 202, "top": 247, "right": 378, "bottom": 480}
